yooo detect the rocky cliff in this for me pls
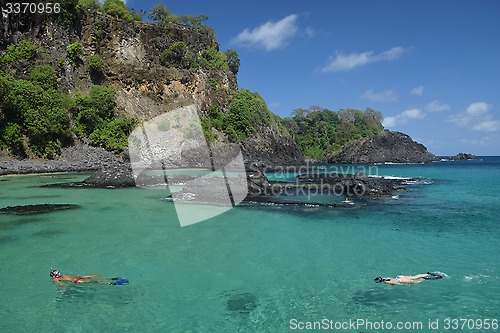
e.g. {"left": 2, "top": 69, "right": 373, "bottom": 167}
{"left": 0, "top": 7, "right": 236, "bottom": 119}
{"left": 328, "top": 130, "right": 437, "bottom": 164}
{"left": 0, "top": 7, "right": 304, "bottom": 170}
{"left": 241, "top": 127, "right": 305, "bottom": 167}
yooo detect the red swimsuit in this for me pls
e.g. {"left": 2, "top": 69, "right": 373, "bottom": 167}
{"left": 73, "top": 276, "right": 83, "bottom": 283}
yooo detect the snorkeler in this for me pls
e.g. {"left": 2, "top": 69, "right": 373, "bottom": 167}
{"left": 342, "top": 198, "right": 354, "bottom": 205}
{"left": 374, "top": 272, "right": 442, "bottom": 285}
{"left": 50, "top": 268, "right": 128, "bottom": 288}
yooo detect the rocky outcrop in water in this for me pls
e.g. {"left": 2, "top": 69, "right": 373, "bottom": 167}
{"left": 295, "top": 171, "right": 409, "bottom": 196}
{"left": 0, "top": 204, "right": 80, "bottom": 215}
{"left": 444, "top": 153, "right": 477, "bottom": 160}
{"left": 328, "top": 130, "right": 437, "bottom": 164}
{"left": 81, "top": 165, "right": 135, "bottom": 188}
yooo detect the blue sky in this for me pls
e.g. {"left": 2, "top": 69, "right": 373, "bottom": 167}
{"left": 121, "top": 0, "right": 499, "bottom": 155}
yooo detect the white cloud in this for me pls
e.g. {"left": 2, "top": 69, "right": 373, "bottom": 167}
{"left": 231, "top": 14, "right": 298, "bottom": 51}
{"left": 466, "top": 102, "right": 491, "bottom": 115}
{"left": 321, "top": 46, "right": 409, "bottom": 72}
{"left": 402, "top": 108, "right": 425, "bottom": 119}
{"left": 473, "top": 120, "right": 500, "bottom": 132}
{"left": 383, "top": 108, "right": 425, "bottom": 127}
{"left": 361, "top": 89, "right": 399, "bottom": 102}
{"left": 268, "top": 102, "right": 280, "bottom": 109}
{"left": 425, "top": 100, "right": 451, "bottom": 112}
{"left": 383, "top": 116, "right": 397, "bottom": 127}
{"left": 410, "top": 86, "right": 424, "bottom": 96}
{"left": 448, "top": 102, "right": 498, "bottom": 132}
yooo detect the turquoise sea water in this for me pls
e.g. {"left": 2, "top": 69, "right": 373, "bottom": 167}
{"left": 1, "top": 158, "right": 499, "bottom": 332}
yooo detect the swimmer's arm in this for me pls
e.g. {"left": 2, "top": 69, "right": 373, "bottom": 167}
{"left": 53, "top": 279, "right": 66, "bottom": 289}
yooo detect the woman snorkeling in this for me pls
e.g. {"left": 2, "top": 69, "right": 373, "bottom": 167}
{"left": 374, "top": 272, "right": 442, "bottom": 285}
{"left": 50, "top": 268, "right": 128, "bottom": 289}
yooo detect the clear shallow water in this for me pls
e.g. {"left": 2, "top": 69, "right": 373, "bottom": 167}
{"left": 0, "top": 158, "right": 499, "bottom": 332}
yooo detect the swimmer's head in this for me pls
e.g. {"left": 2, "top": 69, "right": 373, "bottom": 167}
{"left": 50, "top": 268, "right": 61, "bottom": 278}
{"left": 374, "top": 277, "right": 385, "bottom": 283}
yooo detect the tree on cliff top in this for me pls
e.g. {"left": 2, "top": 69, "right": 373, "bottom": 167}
{"left": 224, "top": 49, "right": 240, "bottom": 76}
{"left": 79, "top": 0, "right": 101, "bottom": 11}
{"left": 148, "top": 3, "right": 209, "bottom": 28}
{"left": 283, "top": 106, "right": 384, "bottom": 158}
{"left": 102, "top": 0, "right": 133, "bottom": 21}
{"left": 148, "top": 3, "right": 170, "bottom": 23}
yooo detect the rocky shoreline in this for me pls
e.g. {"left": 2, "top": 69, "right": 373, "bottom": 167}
{"left": 0, "top": 143, "right": 126, "bottom": 176}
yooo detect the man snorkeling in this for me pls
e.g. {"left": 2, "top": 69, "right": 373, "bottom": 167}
{"left": 50, "top": 268, "right": 128, "bottom": 289}
{"left": 374, "top": 272, "right": 442, "bottom": 285}
{"left": 342, "top": 198, "right": 354, "bottom": 205}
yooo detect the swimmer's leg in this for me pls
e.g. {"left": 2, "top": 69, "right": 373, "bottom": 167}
{"left": 412, "top": 274, "right": 431, "bottom": 279}
{"left": 82, "top": 275, "right": 112, "bottom": 279}
{"left": 78, "top": 280, "right": 113, "bottom": 285}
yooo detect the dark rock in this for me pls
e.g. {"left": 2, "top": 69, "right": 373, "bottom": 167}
{"left": 445, "top": 153, "right": 477, "bottom": 160}
{"left": 354, "top": 171, "right": 368, "bottom": 180}
{"left": 81, "top": 165, "right": 136, "bottom": 188}
{"left": 43, "top": 165, "right": 136, "bottom": 188}
{"left": 328, "top": 130, "right": 437, "bottom": 164}
{"left": 245, "top": 161, "right": 272, "bottom": 195}
{"left": 295, "top": 172, "right": 407, "bottom": 196}
{"left": 0, "top": 204, "right": 79, "bottom": 215}
{"left": 241, "top": 127, "right": 305, "bottom": 167}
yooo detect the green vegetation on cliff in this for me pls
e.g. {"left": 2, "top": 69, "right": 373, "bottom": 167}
{"left": 201, "top": 89, "right": 282, "bottom": 142}
{"left": 282, "top": 106, "right": 384, "bottom": 158}
{"left": 158, "top": 40, "right": 239, "bottom": 75}
{"left": 0, "top": 5, "right": 383, "bottom": 162}
{"left": 73, "top": 85, "right": 136, "bottom": 153}
{"left": 0, "top": 40, "right": 38, "bottom": 65}
{"left": 0, "top": 67, "right": 71, "bottom": 158}
{"left": 148, "top": 3, "right": 240, "bottom": 75}
{"left": 0, "top": 50, "right": 135, "bottom": 157}
{"left": 148, "top": 3, "right": 208, "bottom": 28}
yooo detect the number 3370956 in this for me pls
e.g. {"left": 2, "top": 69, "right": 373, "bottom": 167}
{"left": 2, "top": 3, "right": 61, "bottom": 16}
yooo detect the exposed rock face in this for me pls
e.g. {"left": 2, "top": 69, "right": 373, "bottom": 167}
{"left": 241, "top": 127, "right": 305, "bottom": 167}
{"left": 328, "top": 130, "right": 437, "bottom": 164}
{"left": 245, "top": 161, "right": 272, "bottom": 195}
{"left": 0, "top": 7, "right": 237, "bottom": 123}
{"left": 445, "top": 153, "right": 477, "bottom": 160}
{"left": 81, "top": 165, "right": 135, "bottom": 188}
{"left": 1, "top": 8, "right": 306, "bottom": 175}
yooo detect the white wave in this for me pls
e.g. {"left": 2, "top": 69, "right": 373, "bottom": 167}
{"left": 463, "top": 274, "right": 491, "bottom": 282}
{"left": 369, "top": 175, "right": 411, "bottom": 180}
{"left": 431, "top": 271, "right": 449, "bottom": 278}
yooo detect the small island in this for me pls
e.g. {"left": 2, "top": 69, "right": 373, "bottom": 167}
{"left": 444, "top": 153, "right": 478, "bottom": 161}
